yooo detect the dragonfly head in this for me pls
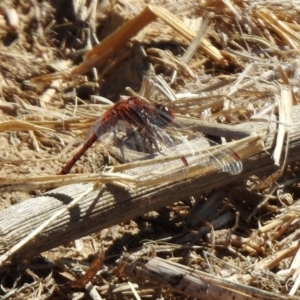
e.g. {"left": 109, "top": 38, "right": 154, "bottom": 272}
{"left": 154, "top": 104, "right": 175, "bottom": 126}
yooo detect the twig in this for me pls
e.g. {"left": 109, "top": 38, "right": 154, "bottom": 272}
{"left": 0, "top": 186, "right": 94, "bottom": 265}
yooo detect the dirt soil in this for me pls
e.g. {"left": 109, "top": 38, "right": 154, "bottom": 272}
{"left": 1, "top": 0, "right": 300, "bottom": 299}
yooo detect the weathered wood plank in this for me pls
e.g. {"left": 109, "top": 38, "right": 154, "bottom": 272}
{"left": 0, "top": 104, "right": 299, "bottom": 269}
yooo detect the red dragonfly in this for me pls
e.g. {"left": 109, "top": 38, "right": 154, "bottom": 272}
{"left": 58, "top": 97, "right": 242, "bottom": 176}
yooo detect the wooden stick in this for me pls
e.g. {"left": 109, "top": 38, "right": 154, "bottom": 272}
{"left": 118, "top": 256, "right": 297, "bottom": 300}
{"left": 1, "top": 105, "right": 300, "bottom": 268}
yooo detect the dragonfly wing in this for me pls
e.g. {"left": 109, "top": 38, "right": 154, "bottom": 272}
{"left": 128, "top": 102, "right": 243, "bottom": 175}
{"left": 95, "top": 118, "right": 158, "bottom": 163}
{"left": 170, "top": 133, "right": 243, "bottom": 175}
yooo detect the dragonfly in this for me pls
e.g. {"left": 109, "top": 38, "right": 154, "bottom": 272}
{"left": 58, "top": 97, "right": 242, "bottom": 176}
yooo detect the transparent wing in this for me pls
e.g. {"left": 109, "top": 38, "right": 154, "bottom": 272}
{"left": 139, "top": 116, "right": 243, "bottom": 176}
{"left": 88, "top": 100, "right": 242, "bottom": 180}
{"left": 117, "top": 133, "right": 243, "bottom": 187}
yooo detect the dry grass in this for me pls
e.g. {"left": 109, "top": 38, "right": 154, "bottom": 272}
{"left": 1, "top": 0, "right": 300, "bottom": 299}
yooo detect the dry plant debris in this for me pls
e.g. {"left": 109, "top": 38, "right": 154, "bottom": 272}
{"left": 1, "top": 0, "right": 300, "bottom": 299}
